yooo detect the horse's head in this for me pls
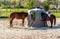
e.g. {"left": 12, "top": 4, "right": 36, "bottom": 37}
{"left": 41, "top": 12, "right": 49, "bottom": 21}
{"left": 41, "top": 12, "right": 46, "bottom": 18}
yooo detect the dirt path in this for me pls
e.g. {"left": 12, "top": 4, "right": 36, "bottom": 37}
{"left": 0, "top": 18, "right": 60, "bottom": 39}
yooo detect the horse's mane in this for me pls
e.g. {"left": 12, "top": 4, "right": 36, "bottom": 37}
{"left": 11, "top": 12, "right": 28, "bottom": 14}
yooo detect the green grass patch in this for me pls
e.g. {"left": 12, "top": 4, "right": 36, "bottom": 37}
{"left": 51, "top": 10, "right": 60, "bottom": 13}
{"left": 0, "top": 9, "right": 28, "bottom": 17}
{"left": 50, "top": 10, "right": 60, "bottom": 18}
{"left": 52, "top": 13, "right": 60, "bottom": 18}
{"left": 0, "top": 9, "right": 60, "bottom": 18}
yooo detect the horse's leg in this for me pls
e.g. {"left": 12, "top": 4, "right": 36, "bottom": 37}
{"left": 45, "top": 21, "right": 47, "bottom": 27}
{"left": 10, "top": 18, "right": 14, "bottom": 27}
{"left": 22, "top": 18, "right": 25, "bottom": 27}
{"left": 50, "top": 19, "right": 53, "bottom": 28}
{"left": 44, "top": 21, "right": 47, "bottom": 27}
{"left": 43, "top": 21, "right": 46, "bottom": 26}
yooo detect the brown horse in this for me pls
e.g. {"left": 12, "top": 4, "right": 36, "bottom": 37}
{"left": 41, "top": 12, "right": 56, "bottom": 28}
{"left": 10, "top": 12, "right": 28, "bottom": 27}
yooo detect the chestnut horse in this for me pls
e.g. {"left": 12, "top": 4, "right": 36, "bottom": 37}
{"left": 41, "top": 12, "right": 56, "bottom": 28}
{"left": 10, "top": 12, "right": 28, "bottom": 27}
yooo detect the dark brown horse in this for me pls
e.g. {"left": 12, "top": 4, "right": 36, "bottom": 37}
{"left": 10, "top": 12, "right": 28, "bottom": 27}
{"left": 41, "top": 12, "right": 56, "bottom": 28}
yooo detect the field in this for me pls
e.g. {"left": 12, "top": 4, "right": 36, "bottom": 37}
{"left": 0, "top": 18, "right": 60, "bottom": 39}
{"left": 0, "top": 9, "right": 28, "bottom": 17}
{"left": 0, "top": 9, "right": 60, "bottom": 18}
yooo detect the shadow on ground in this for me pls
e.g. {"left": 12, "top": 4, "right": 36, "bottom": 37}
{"left": 10, "top": 24, "right": 60, "bottom": 30}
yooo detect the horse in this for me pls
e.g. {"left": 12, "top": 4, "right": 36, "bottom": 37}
{"left": 10, "top": 12, "right": 28, "bottom": 27}
{"left": 41, "top": 12, "right": 56, "bottom": 28}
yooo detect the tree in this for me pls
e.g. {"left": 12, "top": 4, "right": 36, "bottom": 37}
{"left": 23, "top": 0, "right": 35, "bottom": 8}
{"left": 43, "top": 0, "right": 51, "bottom": 11}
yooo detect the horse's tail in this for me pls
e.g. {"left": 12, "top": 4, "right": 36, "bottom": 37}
{"left": 53, "top": 16, "right": 56, "bottom": 26}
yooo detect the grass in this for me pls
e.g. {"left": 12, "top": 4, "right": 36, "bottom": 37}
{"left": 52, "top": 13, "right": 60, "bottom": 18}
{"left": 0, "top": 9, "right": 28, "bottom": 17}
{"left": 0, "top": 9, "right": 60, "bottom": 18}
{"left": 51, "top": 10, "right": 60, "bottom": 18}
{"left": 51, "top": 10, "right": 60, "bottom": 13}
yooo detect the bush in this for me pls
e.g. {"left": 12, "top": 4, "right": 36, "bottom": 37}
{"left": 20, "top": 6, "right": 24, "bottom": 8}
{"left": 43, "top": 1, "right": 50, "bottom": 11}
{"left": 44, "top": 4, "right": 49, "bottom": 11}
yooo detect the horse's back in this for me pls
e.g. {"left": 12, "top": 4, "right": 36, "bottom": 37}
{"left": 10, "top": 12, "right": 28, "bottom": 19}
{"left": 11, "top": 12, "right": 28, "bottom": 15}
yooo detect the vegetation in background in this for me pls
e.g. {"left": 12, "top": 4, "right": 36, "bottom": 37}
{"left": 23, "top": 0, "right": 37, "bottom": 9}
{"left": 0, "top": 9, "right": 60, "bottom": 18}
{"left": 43, "top": 0, "right": 51, "bottom": 11}
{"left": 0, "top": 0, "right": 60, "bottom": 18}
{"left": 0, "top": 9, "right": 28, "bottom": 17}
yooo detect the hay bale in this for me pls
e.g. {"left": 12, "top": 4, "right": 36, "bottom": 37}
{"left": 28, "top": 8, "right": 47, "bottom": 27}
